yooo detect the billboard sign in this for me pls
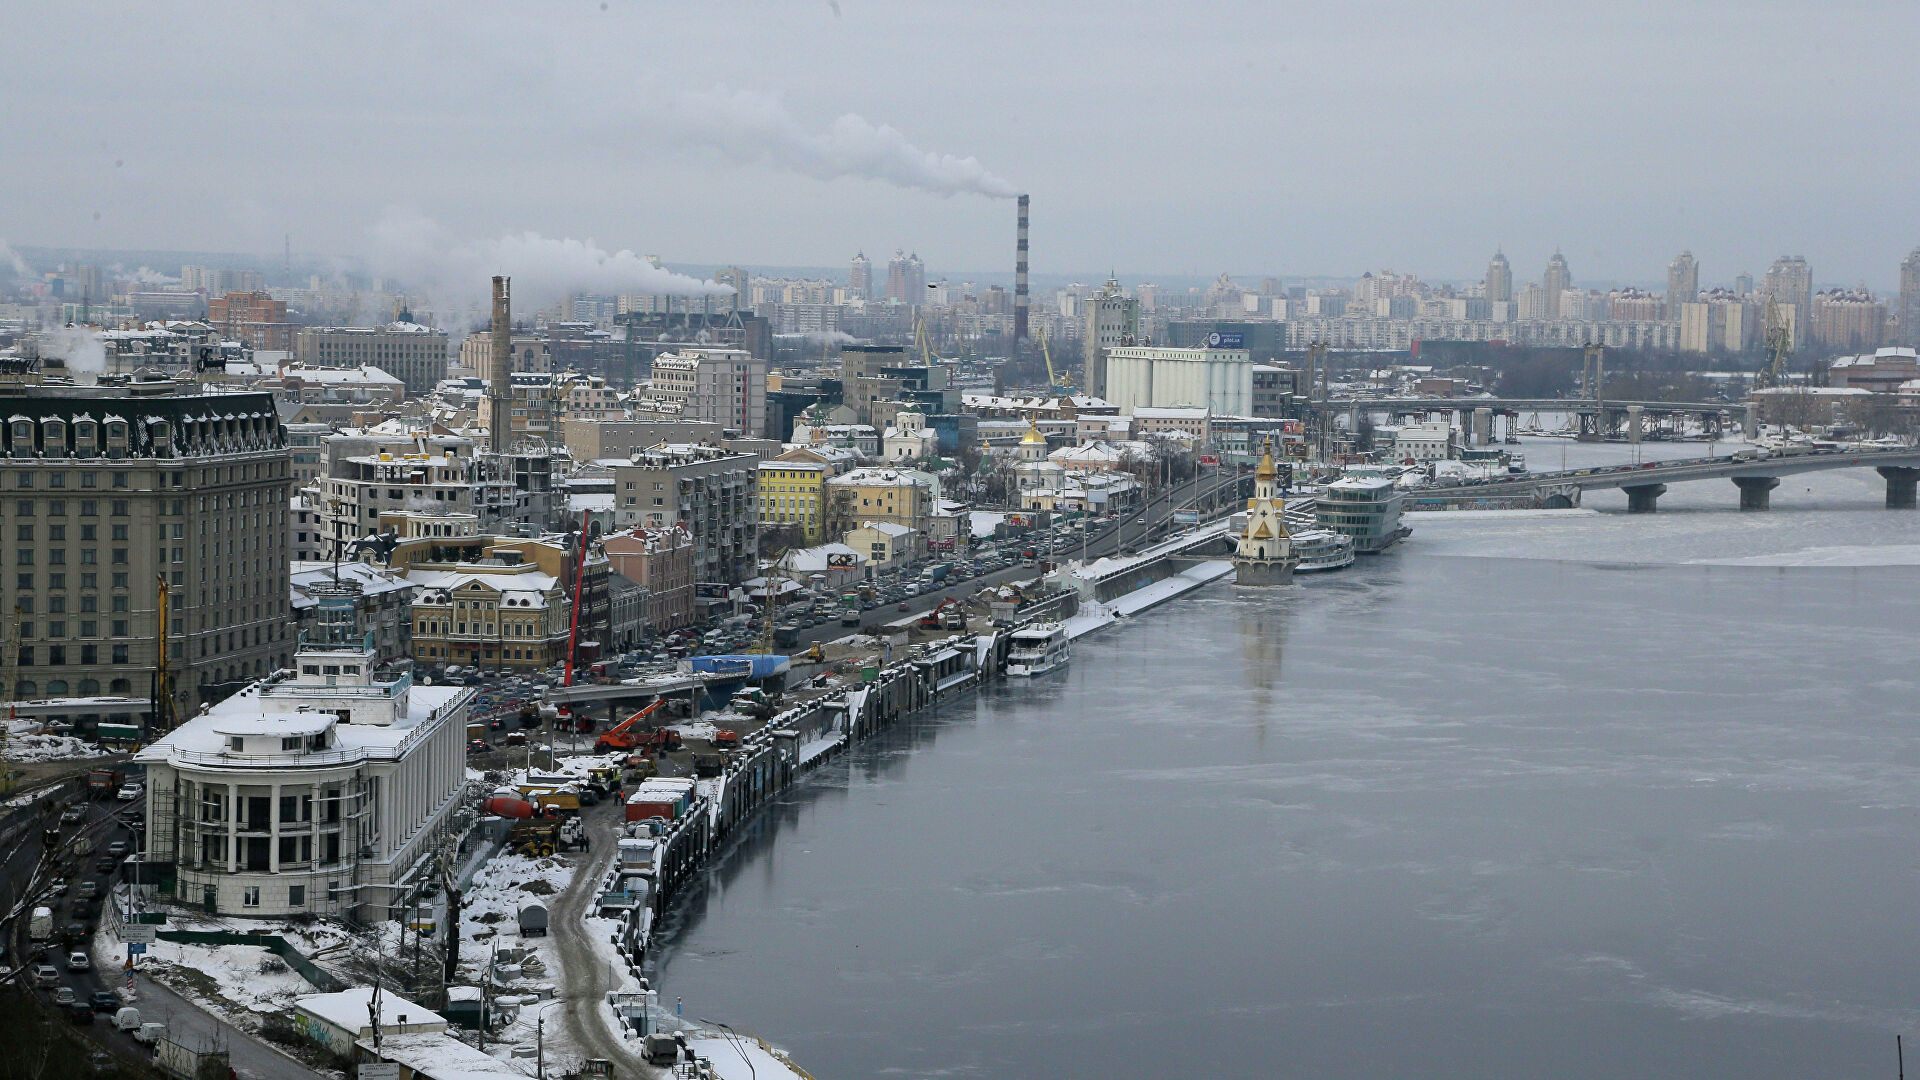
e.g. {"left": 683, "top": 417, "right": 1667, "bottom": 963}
{"left": 1205, "top": 331, "right": 1245, "bottom": 348}
{"left": 1172, "top": 509, "right": 1202, "bottom": 524}
{"left": 826, "top": 553, "right": 856, "bottom": 567}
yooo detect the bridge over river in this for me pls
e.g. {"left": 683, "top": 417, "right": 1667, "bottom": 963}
{"left": 1413, "top": 446, "right": 1920, "bottom": 512}
{"left": 1337, "top": 396, "right": 1751, "bottom": 441}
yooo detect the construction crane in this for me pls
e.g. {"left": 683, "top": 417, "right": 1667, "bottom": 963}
{"left": 1039, "top": 327, "right": 1070, "bottom": 396}
{"left": 593, "top": 699, "right": 669, "bottom": 753}
{"left": 153, "top": 576, "right": 175, "bottom": 734}
{"left": 1757, "top": 296, "right": 1792, "bottom": 390}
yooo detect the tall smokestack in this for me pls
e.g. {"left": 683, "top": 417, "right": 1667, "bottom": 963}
{"left": 1013, "top": 194, "right": 1030, "bottom": 351}
{"left": 489, "top": 275, "right": 512, "bottom": 450}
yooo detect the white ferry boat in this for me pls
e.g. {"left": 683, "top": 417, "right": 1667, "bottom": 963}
{"left": 1006, "top": 622, "right": 1071, "bottom": 677}
{"left": 1292, "top": 528, "right": 1355, "bottom": 573}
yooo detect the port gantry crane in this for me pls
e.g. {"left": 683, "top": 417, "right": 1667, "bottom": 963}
{"left": 1756, "top": 296, "right": 1792, "bottom": 390}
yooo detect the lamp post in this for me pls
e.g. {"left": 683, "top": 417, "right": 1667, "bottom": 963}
{"left": 535, "top": 999, "right": 566, "bottom": 1080}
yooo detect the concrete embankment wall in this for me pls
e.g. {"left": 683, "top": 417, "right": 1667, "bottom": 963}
{"left": 594, "top": 630, "right": 1006, "bottom": 1035}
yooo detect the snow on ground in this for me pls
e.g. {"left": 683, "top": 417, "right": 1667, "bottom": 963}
{"left": 683, "top": 1029, "right": 811, "bottom": 1080}
{"left": 93, "top": 913, "right": 323, "bottom": 1027}
{"left": 4, "top": 719, "right": 107, "bottom": 761}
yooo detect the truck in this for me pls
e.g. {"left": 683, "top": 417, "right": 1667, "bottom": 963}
{"left": 29, "top": 906, "right": 53, "bottom": 941}
{"left": 593, "top": 700, "right": 667, "bottom": 754}
{"left": 155, "top": 1037, "right": 230, "bottom": 1080}
{"left": 926, "top": 562, "right": 954, "bottom": 584}
{"left": 840, "top": 592, "right": 863, "bottom": 627}
{"left": 624, "top": 778, "right": 697, "bottom": 823}
{"left": 87, "top": 769, "right": 125, "bottom": 799}
{"left": 507, "top": 816, "right": 587, "bottom": 857}
{"left": 518, "top": 903, "right": 549, "bottom": 937}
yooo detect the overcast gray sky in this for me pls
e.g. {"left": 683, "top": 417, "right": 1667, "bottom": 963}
{"left": 2, "top": 0, "right": 1915, "bottom": 289}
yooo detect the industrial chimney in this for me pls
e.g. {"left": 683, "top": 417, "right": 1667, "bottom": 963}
{"left": 1013, "top": 194, "right": 1030, "bottom": 351}
{"left": 489, "top": 275, "right": 512, "bottom": 450}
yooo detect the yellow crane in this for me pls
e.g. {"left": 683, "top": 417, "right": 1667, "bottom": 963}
{"left": 1757, "top": 296, "right": 1792, "bottom": 390}
{"left": 1039, "top": 328, "right": 1070, "bottom": 395}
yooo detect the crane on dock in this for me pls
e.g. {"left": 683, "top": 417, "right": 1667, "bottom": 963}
{"left": 1756, "top": 296, "right": 1792, "bottom": 390}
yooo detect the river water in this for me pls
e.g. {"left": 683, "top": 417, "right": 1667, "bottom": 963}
{"left": 654, "top": 441, "right": 1920, "bottom": 1079}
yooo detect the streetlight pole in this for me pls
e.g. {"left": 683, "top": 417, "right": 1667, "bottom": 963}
{"left": 535, "top": 999, "right": 565, "bottom": 1080}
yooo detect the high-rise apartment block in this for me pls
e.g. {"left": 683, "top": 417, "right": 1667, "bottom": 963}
{"left": 294, "top": 323, "right": 449, "bottom": 396}
{"left": 1809, "top": 289, "right": 1887, "bottom": 351}
{"left": 645, "top": 347, "right": 767, "bottom": 435}
{"left": 1484, "top": 251, "right": 1513, "bottom": 303}
{"left": 1666, "top": 251, "right": 1698, "bottom": 318}
{"left": 1543, "top": 251, "right": 1571, "bottom": 319}
{"left": 885, "top": 251, "right": 926, "bottom": 302}
{"left": 0, "top": 382, "right": 293, "bottom": 724}
{"left": 1761, "top": 256, "right": 1814, "bottom": 327}
{"left": 849, "top": 253, "right": 872, "bottom": 300}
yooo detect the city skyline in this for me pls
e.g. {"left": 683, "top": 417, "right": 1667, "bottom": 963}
{"left": 2, "top": 1, "right": 1916, "bottom": 286}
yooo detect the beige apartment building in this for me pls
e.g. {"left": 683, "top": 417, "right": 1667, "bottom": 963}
{"left": 295, "top": 323, "right": 450, "bottom": 396}
{"left": 0, "top": 383, "right": 293, "bottom": 723}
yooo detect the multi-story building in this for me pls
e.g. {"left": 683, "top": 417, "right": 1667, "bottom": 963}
{"left": 286, "top": 422, "right": 331, "bottom": 486}
{"left": 1543, "top": 251, "right": 1571, "bottom": 319}
{"left": 610, "top": 444, "right": 758, "bottom": 583}
{"left": 603, "top": 525, "right": 695, "bottom": 632}
{"left": 1679, "top": 292, "right": 1755, "bottom": 355}
{"left": 291, "top": 563, "right": 416, "bottom": 664}
{"left": 290, "top": 494, "right": 326, "bottom": 562}
{"left": 136, "top": 585, "right": 472, "bottom": 920}
{"left": 1810, "top": 289, "right": 1887, "bottom": 351}
{"left": 885, "top": 251, "right": 926, "bottom": 302}
{"left": 758, "top": 459, "right": 829, "bottom": 544}
{"left": 1666, "top": 251, "right": 1699, "bottom": 318}
{"left": 561, "top": 418, "right": 723, "bottom": 461}
{"left": 294, "top": 323, "right": 450, "bottom": 396}
{"left": 1762, "top": 256, "right": 1814, "bottom": 332}
{"left": 1484, "top": 251, "right": 1513, "bottom": 303}
{"left": 825, "top": 468, "right": 931, "bottom": 538}
{"left": 1901, "top": 248, "right": 1920, "bottom": 347}
{"left": 1608, "top": 288, "right": 1665, "bottom": 322}
{"left": 1081, "top": 278, "right": 1139, "bottom": 399}
{"left": 208, "top": 291, "right": 295, "bottom": 351}
{"left": 849, "top": 253, "right": 873, "bottom": 299}
{"left": 644, "top": 347, "right": 766, "bottom": 435}
{"left": 314, "top": 436, "right": 493, "bottom": 558}
{"left": 1102, "top": 344, "right": 1254, "bottom": 416}
{"left": 0, "top": 381, "right": 292, "bottom": 722}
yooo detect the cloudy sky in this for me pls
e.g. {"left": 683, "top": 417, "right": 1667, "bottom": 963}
{"left": 2, "top": 0, "right": 1915, "bottom": 289}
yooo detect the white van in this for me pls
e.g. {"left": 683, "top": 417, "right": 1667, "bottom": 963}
{"left": 113, "top": 1007, "right": 142, "bottom": 1032}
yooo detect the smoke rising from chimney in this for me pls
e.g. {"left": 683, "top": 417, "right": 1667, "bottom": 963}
{"left": 653, "top": 86, "right": 1017, "bottom": 200}
{"left": 370, "top": 209, "right": 733, "bottom": 313}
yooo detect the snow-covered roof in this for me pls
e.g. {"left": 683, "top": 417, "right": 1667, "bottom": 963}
{"left": 355, "top": 1033, "right": 526, "bottom": 1080}
{"left": 295, "top": 988, "right": 446, "bottom": 1035}
{"left": 784, "top": 542, "right": 864, "bottom": 571}
{"left": 856, "top": 521, "right": 914, "bottom": 537}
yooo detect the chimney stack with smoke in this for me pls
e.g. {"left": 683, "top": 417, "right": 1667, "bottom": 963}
{"left": 1013, "top": 195, "right": 1030, "bottom": 352}
{"left": 489, "top": 275, "right": 512, "bottom": 450}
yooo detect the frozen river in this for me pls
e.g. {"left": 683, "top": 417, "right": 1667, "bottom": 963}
{"left": 653, "top": 443, "right": 1920, "bottom": 1079}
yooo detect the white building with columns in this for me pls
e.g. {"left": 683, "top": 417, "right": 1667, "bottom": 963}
{"left": 136, "top": 581, "right": 472, "bottom": 920}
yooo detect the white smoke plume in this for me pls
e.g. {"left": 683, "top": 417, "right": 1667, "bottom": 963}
{"left": 656, "top": 86, "right": 1018, "bottom": 200}
{"left": 370, "top": 209, "right": 733, "bottom": 315}
{"left": 0, "top": 238, "right": 28, "bottom": 278}
{"left": 775, "top": 331, "right": 860, "bottom": 345}
{"left": 41, "top": 325, "right": 107, "bottom": 381}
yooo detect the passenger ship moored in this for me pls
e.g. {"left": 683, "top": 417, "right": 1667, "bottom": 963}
{"left": 1292, "top": 528, "right": 1356, "bottom": 573}
{"left": 1006, "top": 622, "right": 1071, "bottom": 677}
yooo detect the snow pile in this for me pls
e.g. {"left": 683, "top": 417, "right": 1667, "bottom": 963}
{"left": 461, "top": 850, "right": 575, "bottom": 945}
{"left": 3, "top": 720, "right": 107, "bottom": 761}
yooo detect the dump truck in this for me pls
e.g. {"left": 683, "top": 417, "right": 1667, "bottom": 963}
{"left": 87, "top": 768, "right": 125, "bottom": 799}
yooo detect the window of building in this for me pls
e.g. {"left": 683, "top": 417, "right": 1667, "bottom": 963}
{"left": 288, "top": 885, "right": 305, "bottom": 907}
{"left": 111, "top": 644, "right": 128, "bottom": 664}
{"left": 242, "top": 886, "right": 260, "bottom": 907}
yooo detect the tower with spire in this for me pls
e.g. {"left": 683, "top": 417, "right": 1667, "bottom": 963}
{"left": 1233, "top": 448, "right": 1297, "bottom": 585}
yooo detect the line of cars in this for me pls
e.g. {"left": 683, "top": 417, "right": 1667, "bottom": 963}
{"left": 26, "top": 796, "right": 143, "bottom": 1028}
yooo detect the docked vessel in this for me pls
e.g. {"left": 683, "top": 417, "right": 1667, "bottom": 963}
{"left": 1291, "top": 528, "right": 1355, "bottom": 573}
{"left": 1006, "top": 622, "right": 1071, "bottom": 676}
